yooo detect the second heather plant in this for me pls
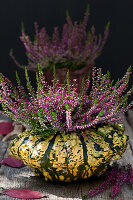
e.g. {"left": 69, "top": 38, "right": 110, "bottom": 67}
{"left": 10, "top": 5, "right": 109, "bottom": 71}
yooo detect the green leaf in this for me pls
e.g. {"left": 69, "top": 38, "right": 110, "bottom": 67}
{"left": 25, "top": 68, "right": 31, "bottom": 90}
{"left": 50, "top": 111, "right": 56, "bottom": 119}
{"left": 123, "top": 102, "right": 128, "bottom": 107}
{"left": 110, "top": 80, "right": 114, "bottom": 86}
{"left": 79, "top": 20, "right": 82, "bottom": 26}
{"left": 86, "top": 3, "right": 90, "bottom": 14}
{"left": 98, "top": 109, "right": 104, "bottom": 117}
{"left": 16, "top": 71, "right": 21, "bottom": 85}
{"left": 131, "top": 85, "right": 133, "bottom": 93}
{"left": 37, "top": 111, "right": 42, "bottom": 117}
{"left": 64, "top": 79, "right": 66, "bottom": 85}
{"left": 38, "top": 64, "right": 43, "bottom": 80}
{"left": 127, "top": 66, "right": 132, "bottom": 72}
{"left": 98, "top": 33, "right": 101, "bottom": 39}
{"left": 113, "top": 87, "right": 117, "bottom": 95}
{"left": 122, "top": 96, "right": 128, "bottom": 107}
{"left": 106, "top": 21, "right": 110, "bottom": 29}
{"left": 62, "top": 91, "right": 64, "bottom": 99}
{"left": 36, "top": 65, "right": 43, "bottom": 94}
{"left": 122, "top": 96, "right": 128, "bottom": 103}
{"left": 9, "top": 48, "right": 13, "bottom": 55}
{"left": 94, "top": 98, "right": 98, "bottom": 104}
{"left": 0, "top": 74, "right": 3, "bottom": 82}
{"left": 1, "top": 104, "right": 16, "bottom": 120}
{"left": 105, "top": 70, "right": 110, "bottom": 80}
{"left": 21, "top": 21, "right": 25, "bottom": 31}
{"left": 66, "top": 104, "right": 69, "bottom": 111}
{"left": 25, "top": 67, "right": 35, "bottom": 98}
{"left": 66, "top": 70, "right": 70, "bottom": 93}
{"left": 66, "top": 10, "right": 70, "bottom": 18}
{"left": 115, "top": 106, "right": 119, "bottom": 111}
{"left": 36, "top": 72, "right": 39, "bottom": 92}
{"left": 115, "top": 78, "right": 120, "bottom": 86}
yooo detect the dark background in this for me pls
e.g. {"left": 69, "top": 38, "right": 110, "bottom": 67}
{"left": 0, "top": 0, "right": 133, "bottom": 99}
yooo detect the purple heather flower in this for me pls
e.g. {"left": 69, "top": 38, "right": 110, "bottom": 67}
{"left": 0, "top": 66, "right": 132, "bottom": 134}
{"left": 83, "top": 164, "right": 133, "bottom": 198}
{"left": 10, "top": 6, "right": 110, "bottom": 71}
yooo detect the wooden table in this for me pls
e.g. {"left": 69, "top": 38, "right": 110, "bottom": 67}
{"left": 0, "top": 112, "right": 133, "bottom": 200}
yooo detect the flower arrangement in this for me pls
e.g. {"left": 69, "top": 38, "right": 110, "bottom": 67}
{"left": 0, "top": 66, "right": 132, "bottom": 138}
{"left": 1, "top": 66, "right": 132, "bottom": 182}
{"left": 10, "top": 5, "right": 109, "bottom": 72}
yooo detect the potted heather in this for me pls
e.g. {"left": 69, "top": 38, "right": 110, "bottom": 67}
{"left": 0, "top": 66, "right": 132, "bottom": 182}
{"left": 10, "top": 5, "right": 109, "bottom": 89}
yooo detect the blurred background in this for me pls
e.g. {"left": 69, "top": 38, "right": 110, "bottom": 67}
{"left": 0, "top": 0, "right": 133, "bottom": 96}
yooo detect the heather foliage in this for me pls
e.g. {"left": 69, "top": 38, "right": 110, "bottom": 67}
{"left": 0, "top": 66, "right": 133, "bottom": 137}
{"left": 10, "top": 5, "right": 109, "bottom": 71}
{"left": 82, "top": 164, "right": 133, "bottom": 198}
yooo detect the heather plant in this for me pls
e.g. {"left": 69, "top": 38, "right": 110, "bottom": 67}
{"left": 0, "top": 66, "right": 132, "bottom": 138}
{"left": 82, "top": 164, "right": 133, "bottom": 199}
{"left": 10, "top": 5, "right": 109, "bottom": 71}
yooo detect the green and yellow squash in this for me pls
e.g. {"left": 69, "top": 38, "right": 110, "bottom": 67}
{"left": 9, "top": 123, "right": 128, "bottom": 182}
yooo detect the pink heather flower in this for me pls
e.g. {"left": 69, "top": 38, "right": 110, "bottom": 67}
{"left": 0, "top": 66, "right": 132, "bottom": 134}
{"left": 83, "top": 164, "right": 133, "bottom": 199}
{"left": 10, "top": 5, "right": 110, "bottom": 71}
{"left": 66, "top": 110, "right": 73, "bottom": 131}
{"left": 0, "top": 67, "right": 133, "bottom": 136}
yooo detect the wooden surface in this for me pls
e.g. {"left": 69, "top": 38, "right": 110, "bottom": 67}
{"left": 0, "top": 112, "right": 133, "bottom": 200}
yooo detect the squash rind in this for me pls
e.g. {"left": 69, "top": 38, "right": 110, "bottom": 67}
{"left": 9, "top": 123, "right": 128, "bottom": 182}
